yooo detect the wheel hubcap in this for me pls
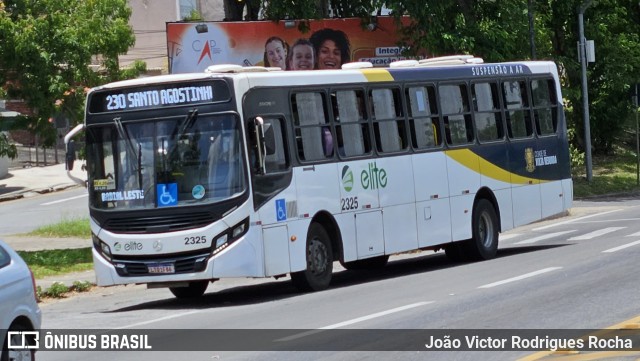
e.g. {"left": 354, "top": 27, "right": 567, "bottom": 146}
{"left": 309, "top": 238, "right": 328, "bottom": 274}
{"left": 479, "top": 212, "right": 494, "bottom": 248}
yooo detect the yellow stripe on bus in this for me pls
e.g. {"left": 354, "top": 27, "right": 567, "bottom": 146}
{"left": 360, "top": 68, "right": 394, "bottom": 82}
{"left": 446, "top": 149, "right": 542, "bottom": 185}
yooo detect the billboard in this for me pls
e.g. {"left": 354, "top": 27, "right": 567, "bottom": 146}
{"left": 166, "top": 17, "right": 415, "bottom": 74}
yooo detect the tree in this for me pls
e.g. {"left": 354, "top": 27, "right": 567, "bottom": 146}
{"left": 0, "top": 0, "right": 143, "bottom": 157}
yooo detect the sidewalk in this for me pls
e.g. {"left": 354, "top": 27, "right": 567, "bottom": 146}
{"left": 0, "top": 161, "right": 95, "bottom": 292}
{"left": 0, "top": 160, "right": 85, "bottom": 202}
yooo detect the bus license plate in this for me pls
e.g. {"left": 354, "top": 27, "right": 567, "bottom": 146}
{"left": 148, "top": 263, "right": 175, "bottom": 274}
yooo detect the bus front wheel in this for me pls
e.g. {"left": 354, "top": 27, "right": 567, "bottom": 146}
{"left": 466, "top": 199, "right": 499, "bottom": 260}
{"left": 291, "top": 223, "right": 333, "bottom": 292}
{"left": 169, "top": 280, "right": 209, "bottom": 299}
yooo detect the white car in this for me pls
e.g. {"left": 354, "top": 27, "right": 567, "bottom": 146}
{"left": 0, "top": 239, "right": 41, "bottom": 361}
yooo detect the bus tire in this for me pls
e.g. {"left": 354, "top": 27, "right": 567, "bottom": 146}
{"left": 341, "top": 255, "right": 389, "bottom": 270}
{"left": 465, "top": 199, "right": 499, "bottom": 260}
{"left": 291, "top": 223, "right": 333, "bottom": 292}
{"left": 169, "top": 280, "right": 209, "bottom": 299}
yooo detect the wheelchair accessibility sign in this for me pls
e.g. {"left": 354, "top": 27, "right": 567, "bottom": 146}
{"left": 275, "top": 198, "right": 286, "bottom": 221}
{"left": 157, "top": 183, "right": 178, "bottom": 207}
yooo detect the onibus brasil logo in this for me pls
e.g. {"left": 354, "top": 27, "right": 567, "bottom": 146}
{"left": 342, "top": 162, "right": 388, "bottom": 192}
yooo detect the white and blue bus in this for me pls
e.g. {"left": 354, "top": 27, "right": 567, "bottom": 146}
{"left": 65, "top": 56, "right": 572, "bottom": 298}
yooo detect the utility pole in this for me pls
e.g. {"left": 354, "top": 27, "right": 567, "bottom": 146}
{"left": 578, "top": 0, "right": 595, "bottom": 182}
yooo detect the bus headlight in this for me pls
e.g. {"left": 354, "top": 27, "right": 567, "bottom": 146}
{"left": 92, "top": 233, "right": 112, "bottom": 261}
{"left": 212, "top": 217, "right": 249, "bottom": 255}
{"left": 215, "top": 234, "right": 228, "bottom": 249}
{"left": 232, "top": 222, "right": 246, "bottom": 238}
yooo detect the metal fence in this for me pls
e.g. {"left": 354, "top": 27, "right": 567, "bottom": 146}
{"left": 8, "top": 144, "right": 66, "bottom": 169}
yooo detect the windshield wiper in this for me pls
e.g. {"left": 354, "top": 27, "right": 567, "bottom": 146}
{"left": 114, "top": 117, "right": 143, "bottom": 189}
{"left": 114, "top": 117, "right": 139, "bottom": 160}
{"left": 176, "top": 109, "right": 198, "bottom": 139}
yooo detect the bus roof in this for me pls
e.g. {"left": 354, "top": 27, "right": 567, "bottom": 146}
{"left": 90, "top": 59, "right": 558, "bottom": 93}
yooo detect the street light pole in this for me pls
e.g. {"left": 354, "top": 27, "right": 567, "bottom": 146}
{"left": 578, "top": 0, "right": 594, "bottom": 182}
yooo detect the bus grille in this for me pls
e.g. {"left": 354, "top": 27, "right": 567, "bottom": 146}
{"left": 103, "top": 212, "right": 215, "bottom": 234}
{"left": 114, "top": 253, "right": 209, "bottom": 277}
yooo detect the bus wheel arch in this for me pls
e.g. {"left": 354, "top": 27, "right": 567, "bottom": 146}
{"left": 291, "top": 218, "right": 335, "bottom": 292}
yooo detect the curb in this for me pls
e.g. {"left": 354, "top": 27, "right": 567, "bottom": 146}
{"left": 0, "top": 183, "right": 81, "bottom": 203}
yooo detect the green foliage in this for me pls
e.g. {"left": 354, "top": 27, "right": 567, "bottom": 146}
{"left": 0, "top": 0, "right": 143, "bottom": 144}
{"left": 572, "top": 147, "right": 640, "bottom": 198}
{"left": 0, "top": 132, "right": 17, "bottom": 159}
{"left": 26, "top": 217, "right": 91, "bottom": 238}
{"left": 71, "top": 280, "right": 93, "bottom": 293}
{"left": 570, "top": 143, "right": 585, "bottom": 177}
{"left": 45, "top": 282, "right": 70, "bottom": 298}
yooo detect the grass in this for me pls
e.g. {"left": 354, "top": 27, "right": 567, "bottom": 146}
{"left": 26, "top": 217, "right": 91, "bottom": 238}
{"left": 17, "top": 248, "right": 93, "bottom": 279}
{"left": 572, "top": 149, "right": 640, "bottom": 198}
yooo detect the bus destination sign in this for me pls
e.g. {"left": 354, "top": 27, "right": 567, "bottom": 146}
{"left": 88, "top": 81, "right": 230, "bottom": 113}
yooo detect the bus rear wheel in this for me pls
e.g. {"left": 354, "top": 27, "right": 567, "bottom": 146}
{"left": 291, "top": 223, "right": 333, "bottom": 292}
{"left": 465, "top": 199, "right": 499, "bottom": 260}
{"left": 169, "top": 280, "right": 209, "bottom": 299}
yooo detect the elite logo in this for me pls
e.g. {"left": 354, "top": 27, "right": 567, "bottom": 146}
{"left": 341, "top": 162, "right": 388, "bottom": 192}
{"left": 341, "top": 166, "right": 354, "bottom": 192}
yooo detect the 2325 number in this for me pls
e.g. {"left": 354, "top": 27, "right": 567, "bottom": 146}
{"left": 341, "top": 196, "right": 359, "bottom": 211}
{"left": 184, "top": 236, "right": 207, "bottom": 245}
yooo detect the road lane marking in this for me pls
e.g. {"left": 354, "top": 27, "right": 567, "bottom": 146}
{"left": 276, "top": 301, "right": 433, "bottom": 342}
{"left": 114, "top": 310, "right": 202, "bottom": 329}
{"left": 518, "top": 315, "right": 640, "bottom": 360}
{"left": 40, "top": 193, "right": 88, "bottom": 205}
{"left": 514, "top": 230, "right": 576, "bottom": 245}
{"left": 602, "top": 240, "right": 640, "bottom": 253}
{"left": 478, "top": 267, "right": 562, "bottom": 289}
{"left": 499, "top": 233, "right": 522, "bottom": 241}
{"left": 532, "top": 210, "right": 622, "bottom": 231}
{"left": 626, "top": 231, "right": 640, "bottom": 237}
{"left": 567, "top": 227, "right": 625, "bottom": 241}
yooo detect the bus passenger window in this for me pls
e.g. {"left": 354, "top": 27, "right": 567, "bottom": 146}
{"left": 502, "top": 80, "right": 533, "bottom": 138}
{"left": 440, "top": 83, "right": 474, "bottom": 145}
{"left": 371, "top": 88, "right": 407, "bottom": 153}
{"left": 472, "top": 82, "right": 503, "bottom": 142}
{"left": 292, "top": 92, "right": 332, "bottom": 161}
{"left": 531, "top": 78, "right": 558, "bottom": 135}
{"left": 407, "top": 85, "right": 441, "bottom": 149}
{"left": 332, "top": 89, "right": 370, "bottom": 157}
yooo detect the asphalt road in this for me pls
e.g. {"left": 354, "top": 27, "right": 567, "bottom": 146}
{"left": 34, "top": 197, "right": 640, "bottom": 361}
{"left": 0, "top": 187, "right": 88, "bottom": 236}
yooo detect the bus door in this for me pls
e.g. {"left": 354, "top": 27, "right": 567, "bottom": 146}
{"left": 502, "top": 79, "right": 542, "bottom": 226}
{"left": 530, "top": 78, "right": 566, "bottom": 218}
{"left": 406, "top": 85, "right": 452, "bottom": 248}
{"left": 440, "top": 82, "right": 480, "bottom": 242}
{"left": 368, "top": 87, "right": 418, "bottom": 254}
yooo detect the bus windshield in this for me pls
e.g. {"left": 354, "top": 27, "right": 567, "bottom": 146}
{"left": 86, "top": 112, "right": 246, "bottom": 210}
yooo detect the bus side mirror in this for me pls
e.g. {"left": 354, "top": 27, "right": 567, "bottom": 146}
{"left": 253, "top": 117, "right": 267, "bottom": 175}
{"left": 66, "top": 140, "right": 76, "bottom": 171}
